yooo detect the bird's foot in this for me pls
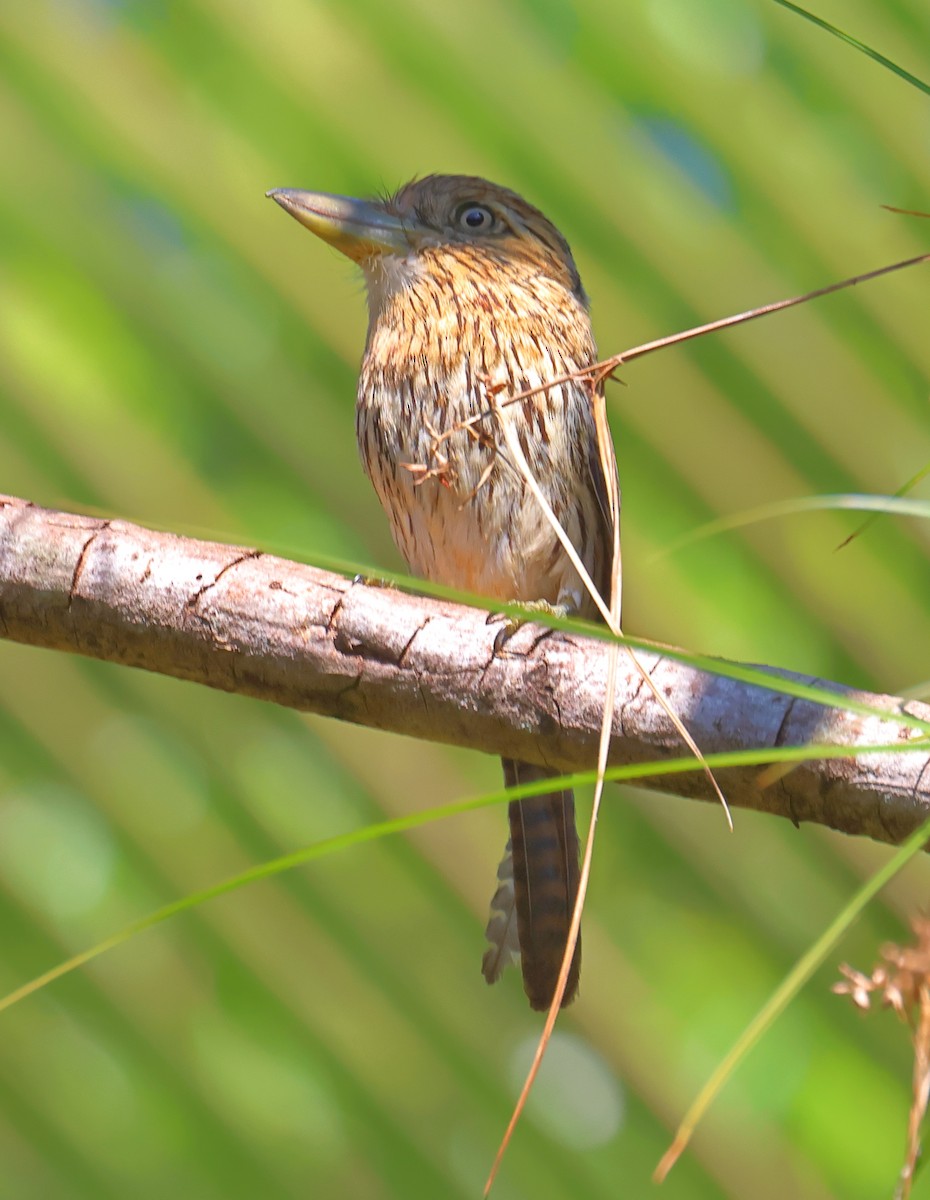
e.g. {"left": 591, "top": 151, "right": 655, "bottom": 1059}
{"left": 488, "top": 600, "right": 571, "bottom": 654}
{"left": 352, "top": 572, "right": 394, "bottom": 589}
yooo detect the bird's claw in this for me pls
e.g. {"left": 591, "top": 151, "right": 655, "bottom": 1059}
{"left": 352, "top": 572, "right": 393, "bottom": 589}
{"left": 489, "top": 600, "right": 570, "bottom": 654}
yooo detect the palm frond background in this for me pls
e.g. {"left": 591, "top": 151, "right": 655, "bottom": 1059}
{"left": 1, "top": 2, "right": 930, "bottom": 1196}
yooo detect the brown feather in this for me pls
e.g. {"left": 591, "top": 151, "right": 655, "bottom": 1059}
{"left": 481, "top": 839, "right": 521, "bottom": 985}
{"left": 502, "top": 760, "right": 581, "bottom": 1010}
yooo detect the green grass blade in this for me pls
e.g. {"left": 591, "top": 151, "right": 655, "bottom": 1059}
{"left": 656, "top": 809, "right": 930, "bottom": 1181}
{"left": 771, "top": 0, "right": 930, "bottom": 96}
{"left": 655, "top": 493, "right": 930, "bottom": 560}
{"left": 2, "top": 738, "right": 926, "bottom": 1018}
{"left": 836, "top": 465, "right": 930, "bottom": 550}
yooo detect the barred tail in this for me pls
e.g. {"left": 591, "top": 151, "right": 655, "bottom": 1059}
{"left": 483, "top": 758, "right": 581, "bottom": 1011}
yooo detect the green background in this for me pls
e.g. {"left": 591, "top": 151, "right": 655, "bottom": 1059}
{"left": 1, "top": 1, "right": 929, "bottom": 1196}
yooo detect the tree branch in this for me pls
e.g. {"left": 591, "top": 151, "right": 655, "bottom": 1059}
{"left": 2, "top": 493, "right": 928, "bottom": 845}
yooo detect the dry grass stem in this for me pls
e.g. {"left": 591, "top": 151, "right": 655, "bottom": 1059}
{"left": 834, "top": 916, "right": 930, "bottom": 1199}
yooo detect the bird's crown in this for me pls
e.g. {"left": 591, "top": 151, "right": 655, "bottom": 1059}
{"left": 382, "top": 175, "right": 586, "bottom": 301}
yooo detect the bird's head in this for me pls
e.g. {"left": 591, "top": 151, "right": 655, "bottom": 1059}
{"left": 267, "top": 174, "right": 588, "bottom": 318}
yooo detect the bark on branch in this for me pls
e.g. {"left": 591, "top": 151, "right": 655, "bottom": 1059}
{"left": 1, "top": 493, "right": 928, "bottom": 845}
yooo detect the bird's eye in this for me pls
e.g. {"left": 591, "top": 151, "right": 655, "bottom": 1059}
{"left": 457, "top": 204, "right": 495, "bottom": 232}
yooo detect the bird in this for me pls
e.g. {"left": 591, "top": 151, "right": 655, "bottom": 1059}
{"left": 268, "top": 175, "right": 620, "bottom": 1011}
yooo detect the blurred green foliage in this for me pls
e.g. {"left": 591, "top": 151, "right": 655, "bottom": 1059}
{"left": 1, "top": 1, "right": 929, "bottom": 1197}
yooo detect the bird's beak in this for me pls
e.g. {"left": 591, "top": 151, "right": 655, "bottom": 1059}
{"left": 266, "top": 188, "right": 410, "bottom": 261}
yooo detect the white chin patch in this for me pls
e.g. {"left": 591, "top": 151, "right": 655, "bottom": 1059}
{"left": 363, "top": 253, "right": 422, "bottom": 313}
